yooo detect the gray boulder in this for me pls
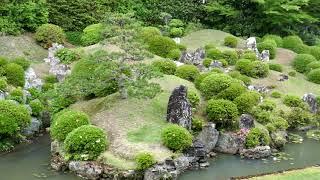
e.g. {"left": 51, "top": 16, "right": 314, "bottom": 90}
{"left": 271, "top": 131, "right": 288, "bottom": 148}
{"left": 240, "top": 146, "right": 271, "bottom": 159}
{"left": 239, "top": 114, "right": 255, "bottom": 129}
{"left": 68, "top": 161, "right": 103, "bottom": 180}
{"left": 167, "top": 85, "right": 192, "bottom": 130}
{"left": 260, "top": 50, "right": 270, "bottom": 61}
{"left": 214, "top": 132, "right": 244, "bottom": 154}
{"left": 179, "top": 48, "right": 205, "bottom": 66}
{"left": 196, "top": 123, "right": 219, "bottom": 153}
{"left": 21, "top": 117, "right": 42, "bottom": 136}
{"left": 209, "top": 60, "right": 223, "bottom": 69}
{"left": 0, "top": 90, "right": 6, "bottom": 100}
{"left": 303, "top": 93, "right": 318, "bottom": 114}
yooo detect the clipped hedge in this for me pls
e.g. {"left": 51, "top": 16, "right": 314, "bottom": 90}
{"left": 234, "top": 91, "right": 261, "bottom": 114}
{"left": 152, "top": 59, "right": 177, "bottom": 75}
{"left": 307, "top": 69, "right": 320, "bottom": 84}
{"left": 206, "top": 48, "right": 223, "bottom": 60}
{"left": 262, "top": 35, "right": 283, "bottom": 47}
{"left": 200, "top": 73, "right": 235, "bottom": 99}
{"left": 4, "top": 63, "right": 25, "bottom": 87}
{"left": 216, "top": 82, "right": 247, "bottom": 101}
{"left": 223, "top": 50, "right": 238, "bottom": 65}
{"left": 135, "top": 153, "right": 156, "bottom": 171}
{"left": 175, "top": 65, "right": 199, "bottom": 82}
{"left": 161, "top": 124, "right": 192, "bottom": 151}
{"left": 257, "top": 40, "right": 277, "bottom": 59}
{"left": 269, "top": 63, "right": 283, "bottom": 72}
{"left": 245, "top": 128, "right": 270, "bottom": 148}
{"left": 224, "top": 36, "right": 238, "bottom": 48}
{"left": 35, "top": 24, "right": 65, "bottom": 49}
{"left": 81, "top": 23, "right": 104, "bottom": 46}
{"left": 283, "top": 95, "right": 304, "bottom": 107}
{"left": 292, "top": 54, "right": 317, "bottom": 73}
{"left": 148, "top": 36, "right": 177, "bottom": 58}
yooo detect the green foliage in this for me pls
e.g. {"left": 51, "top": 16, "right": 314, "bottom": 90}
{"left": 135, "top": 153, "right": 156, "bottom": 171}
{"left": 228, "top": 71, "right": 252, "bottom": 86}
{"left": 0, "top": 17, "right": 21, "bottom": 36}
{"left": 206, "top": 48, "right": 223, "bottom": 60}
{"left": 11, "top": 57, "right": 31, "bottom": 70}
{"left": 286, "top": 108, "right": 313, "bottom": 129}
{"left": 211, "top": 68, "right": 223, "bottom": 74}
{"left": 175, "top": 65, "right": 199, "bottom": 82}
{"left": 0, "top": 100, "right": 31, "bottom": 137}
{"left": 203, "top": 58, "right": 213, "bottom": 68}
{"left": 241, "top": 51, "right": 257, "bottom": 61}
{"left": 35, "top": 24, "right": 65, "bottom": 49}
{"left": 50, "top": 110, "right": 90, "bottom": 141}
{"left": 29, "top": 99, "right": 44, "bottom": 117}
{"left": 187, "top": 90, "right": 200, "bottom": 108}
{"left": 235, "top": 59, "right": 252, "bottom": 75}
{"left": 64, "top": 125, "right": 108, "bottom": 161}
{"left": 148, "top": 36, "right": 177, "bottom": 58}
{"left": 307, "top": 69, "right": 320, "bottom": 84}
{"left": 245, "top": 128, "right": 270, "bottom": 148}
{"left": 169, "top": 19, "right": 184, "bottom": 28}
{"left": 259, "top": 100, "right": 276, "bottom": 111}
{"left": 269, "top": 63, "right": 283, "bottom": 72}
{"left": 55, "top": 48, "right": 79, "bottom": 64}
{"left": 294, "top": 44, "right": 311, "bottom": 54}
{"left": 8, "top": 88, "right": 24, "bottom": 103}
{"left": 223, "top": 50, "right": 238, "bottom": 65}
{"left": 255, "top": 110, "right": 272, "bottom": 124}
{"left": 309, "top": 46, "right": 320, "bottom": 60}
{"left": 234, "top": 91, "right": 260, "bottom": 114}
{"left": 204, "top": 43, "right": 216, "bottom": 50}
{"left": 283, "top": 36, "right": 304, "bottom": 52}
{"left": 224, "top": 36, "right": 238, "bottom": 48}
{"left": 288, "top": 71, "right": 297, "bottom": 77}
{"left": 283, "top": 95, "right": 304, "bottom": 107}
{"left": 257, "top": 40, "right": 277, "bottom": 59}
{"left": 271, "top": 117, "right": 289, "bottom": 131}
{"left": 194, "top": 72, "right": 212, "bottom": 89}
{"left": 0, "top": 57, "right": 8, "bottom": 67}
{"left": 167, "top": 49, "right": 181, "bottom": 60}
{"left": 206, "top": 99, "right": 238, "bottom": 128}
{"left": 216, "top": 82, "right": 247, "bottom": 101}
{"left": 161, "top": 124, "right": 192, "bottom": 152}
{"left": 170, "top": 28, "right": 184, "bottom": 38}
{"left": 200, "top": 73, "right": 235, "bottom": 99}
{"left": 271, "top": 91, "right": 282, "bottom": 98}
{"left": 44, "top": 75, "right": 58, "bottom": 84}
{"left": 192, "top": 117, "right": 203, "bottom": 132}
{"left": 249, "top": 61, "right": 269, "bottom": 78}
{"left": 306, "top": 61, "right": 320, "bottom": 73}
{"left": 140, "top": 27, "right": 161, "bottom": 43}
{"left": 4, "top": 63, "right": 25, "bottom": 87}
{"left": 66, "top": 31, "right": 83, "bottom": 46}
{"left": 0, "top": 78, "right": 7, "bottom": 91}
{"left": 219, "top": 59, "right": 229, "bottom": 67}
{"left": 81, "top": 23, "right": 104, "bottom": 46}
{"left": 262, "top": 35, "right": 283, "bottom": 47}
{"left": 152, "top": 59, "right": 177, "bottom": 75}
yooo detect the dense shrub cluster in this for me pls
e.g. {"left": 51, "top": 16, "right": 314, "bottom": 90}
{"left": 161, "top": 124, "right": 192, "bottom": 151}
{"left": 135, "top": 153, "right": 156, "bottom": 171}
{"left": 175, "top": 65, "right": 199, "bottom": 82}
{"left": 194, "top": 72, "right": 212, "bottom": 89}
{"left": 139, "top": 27, "right": 161, "bottom": 43}
{"left": 167, "top": 49, "right": 182, "bottom": 60}
{"left": 216, "top": 82, "right": 246, "bottom": 101}
{"left": 4, "top": 63, "right": 25, "bottom": 87}
{"left": 283, "top": 95, "right": 304, "bottom": 107}
{"left": 309, "top": 46, "right": 320, "bottom": 60}
{"left": 8, "top": 88, "right": 24, "bottom": 103}
{"left": 292, "top": 54, "right": 317, "bottom": 73}
{"left": 200, "top": 73, "right": 235, "bottom": 99}
{"left": 81, "top": 23, "right": 104, "bottom": 46}
{"left": 0, "top": 78, "right": 7, "bottom": 91}
{"left": 192, "top": 117, "right": 203, "bottom": 132}
{"left": 12, "top": 57, "right": 31, "bottom": 70}
{"left": 262, "top": 35, "right": 283, "bottom": 47}
{"left": 223, "top": 50, "right": 238, "bottom": 65}
{"left": 306, "top": 61, "right": 320, "bottom": 72}
{"left": 245, "top": 128, "right": 270, "bottom": 148}
{"left": 35, "top": 24, "right": 65, "bottom": 49}
{"left": 29, "top": 99, "right": 44, "bottom": 117}
{"left": 286, "top": 108, "right": 313, "bottom": 129}
{"left": 241, "top": 51, "right": 257, "bottom": 61}
{"left": 206, "top": 49, "right": 223, "bottom": 60}
{"left": 234, "top": 91, "right": 261, "bottom": 114}
{"left": 224, "top": 36, "right": 238, "bottom": 48}
{"left": 307, "top": 69, "right": 320, "bottom": 84}
{"left": 236, "top": 60, "right": 269, "bottom": 78}
{"left": 228, "top": 71, "right": 252, "bottom": 86}
{"left": 203, "top": 58, "right": 213, "bottom": 68}
{"left": 206, "top": 99, "right": 238, "bottom": 128}
{"left": 152, "top": 59, "right": 177, "bottom": 75}
{"left": 283, "top": 36, "right": 304, "bottom": 53}
{"left": 187, "top": 91, "right": 200, "bottom": 108}
{"left": 148, "top": 36, "right": 177, "bottom": 58}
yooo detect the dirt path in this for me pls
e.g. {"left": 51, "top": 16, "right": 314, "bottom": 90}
{"left": 274, "top": 48, "right": 296, "bottom": 66}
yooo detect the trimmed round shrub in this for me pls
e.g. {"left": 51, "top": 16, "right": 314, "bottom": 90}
{"left": 169, "top": 19, "right": 184, "bottom": 28}
{"left": 206, "top": 99, "right": 238, "bottom": 128}
{"left": 242, "top": 51, "right": 257, "bottom": 61}
{"left": 235, "top": 59, "right": 252, "bottom": 75}
{"left": 161, "top": 124, "right": 193, "bottom": 151}
{"left": 4, "top": 63, "right": 25, "bottom": 87}
{"left": 148, "top": 36, "right": 177, "bottom": 58}
{"left": 257, "top": 40, "right": 277, "bottom": 59}
{"left": 200, "top": 73, "right": 235, "bottom": 99}
{"left": 216, "top": 82, "right": 247, "bottom": 101}
{"left": 206, "top": 48, "right": 223, "bottom": 60}
{"left": 259, "top": 100, "right": 276, "bottom": 111}
{"left": 283, "top": 36, "right": 304, "bottom": 52}
{"left": 306, "top": 61, "right": 320, "bottom": 72}
{"left": 293, "top": 54, "right": 317, "bottom": 73}
{"left": 255, "top": 110, "right": 272, "bottom": 124}
{"left": 29, "top": 99, "right": 44, "bottom": 116}
{"left": 269, "top": 63, "right": 283, "bottom": 72}
{"left": 307, "top": 69, "right": 320, "bottom": 84}
{"left": 50, "top": 110, "right": 90, "bottom": 141}
{"left": 211, "top": 68, "right": 223, "bottom": 74}
{"left": 219, "top": 59, "right": 229, "bottom": 67}
{"left": 287, "top": 108, "right": 313, "bottom": 129}
{"left": 272, "top": 117, "right": 289, "bottom": 130}
{"left": 12, "top": 57, "right": 31, "bottom": 70}
{"left": 170, "top": 28, "right": 183, "bottom": 38}
{"left": 0, "top": 78, "right": 7, "bottom": 91}
{"left": 249, "top": 61, "right": 269, "bottom": 78}
{"left": 203, "top": 58, "right": 213, "bottom": 68}
{"left": 262, "top": 35, "right": 283, "bottom": 47}
{"left": 81, "top": 23, "right": 104, "bottom": 46}
{"left": 283, "top": 95, "right": 303, "bottom": 107}
{"left": 187, "top": 91, "right": 200, "bottom": 108}
{"left": 135, "top": 153, "right": 156, "bottom": 171}
{"left": 192, "top": 117, "right": 203, "bottom": 132}
{"left": 224, "top": 36, "right": 238, "bottom": 48}
{"left": 245, "top": 128, "right": 270, "bottom": 148}
{"left": 35, "top": 24, "right": 65, "bottom": 49}
{"left": 152, "top": 59, "right": 177, "bottom": 75}
{"left": 0, "top": 100, "right": 31, "bottom": 136}
{"left": 194, "top": 72, "right": 212, "bottom": 89}
{"left": 8, "top": 88, "right": 24, "bottom": 103}
{"left": 177, "top": 44, "right": 187, "bottom": 51}
{"left": 167, "top": 49, "right": 181, "bottom": 60}
{"left": 0, "top": 57, "right": 8, "bottom": 67}
{"left": 204, "top": 43, "right": 216, "bottom": 50}
{"left": 55, "top": 48, "right": 78, "bottom": 64}
{"left": 271, "top": 91, "right": 282, "bottom": 98}
{"left": 64, "top": 125, "right": 108, "bottom": 161}
{"left": 309, "top": 46, "right": 320, "bottom": 60}
{"left": 223, "top": 50, "right": 238, "bottom": 65}
{"left": 234, "top": 91, "right": 261, "bottom": 114}
{"left": 288, "top": 71, "right": 297, "bottom": 77}
{"left": 140, "top": 27, "right": 161, "bottom": 43}
{"left": 294, "top": 44, "right": 311, "bottom": 54}
{"left": 229, "top": 71, "right": 252, "bottom": 86}
{"left": 175, "top": 65, "right": 200, "bottom": 82}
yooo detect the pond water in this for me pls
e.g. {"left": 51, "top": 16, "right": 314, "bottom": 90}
{"left": 0, "top": 133, "right": 319, "bottom": 180}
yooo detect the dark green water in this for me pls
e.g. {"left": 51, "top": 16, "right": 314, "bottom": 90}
{"left": 0, "top": 134, "right": 319, "bottom": 180}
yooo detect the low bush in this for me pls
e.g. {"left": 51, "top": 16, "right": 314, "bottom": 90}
{"left": 269, "top": 63, "right": 283, "bottom": 72}
{"left": 235, "top": 59, "right": 252, "bottom": 76}
{"left": 204, "top": 43, "right": 216, "bottom": 50}
{"left": 206, "top": 99, "right": 238, "bottom": 128}
{"left": 64, "top": 125, "right": 108, "bottom": 161}
{"left": 223, "top": 50, "right": 238, "bottom": 65}
{"left": 216, "top": 82, "right": 247, "bottom": 101}
{"left": 288, "top": 71, "right": 297, "bottom": 77}
{"left": 161, "top": 124, "right": 193, "bottom": 151}
{"left": 200, "top": 73, "right": 235, "bottom": 99}
{"left": 206, "top": 48, "right": 223, "bottom": 60}
{"left": 203, "top": 58, "right": 213, "bottom": 68}
{"left": 294, "top": 44, "right": 311, "bottom": 54}
{"left": 8, "top": 88, "right": 24, "bottom": 103}
{"left": 66, "top": 31, "right": 82, "bottom": 46}
{"left": 135, "top": 153, "right": 156, "bottom": 171}
{"left": 255, "top": 110, "right": 272, "bottom": 124}
{"left": 148, "top": 36, "right": 177, "bottom": 58}
{"left": 169, "top": 19, "right": 184, "bottom": 28}
{"left": 245, "top": 128, "right": 270, "bottom": 148}
{"left": 140, "top": 27, "right": 161, "bottom": 43}
{"left": 234, "top": 91, "right": 261, "bottom": 114}
{"left": 187, "top": 91, "right": 200, "bottom": 108}
{"left": 219, "top": 59, "right": 229, "bottom": 67}
{"left": 192, "top": 117, "right": 203, "bottom": 132}
{"left": 286, "top": 108, "right": 313, "bottom": 129}
{"left": 259, "top": 100, "right": 276, "bottom": 111}
{"left": 194, "top": 72, "right": 212, "bottom": 89}
{"left": 211, "top": 68, "right": 223, "bottom": 74}
{"left": 271, "top": 91, "right": 282, "bottom": 98}
{"left": 44, "top": 75, "right": 58, "bottom": 84}
{"left": 241, "top": 51, "right": 257, "bottom": 61}
{"left": 306, "top": 61, "right": 320, "bottom": 72}
{"left": 0, "top": 78, "right": 7, "bottom": 91}
{"left": 175, "top": 65, "right": 199, "bottom": 82}
{"left": 55, "top": 48, "right": 79, "bottom": 64}
{"left": 271, "top": 117, "right": 289, "bottom": 130}
{"left": 257, "top": 40, "right": 277, "bottom": 59}
{"left": 224, "top": 36, "right": 238, "bottom": 48}
{"left": 309, "top": 46, "right": 320, "bottom": 60}
{"left": 152, "top": 59, "right": 177, "bottom": 75}
{"left": 12, "top": 57, "right": 31, "bottom": 70}
{"left": 4, "top": 63, "right": 25, "bottom": 87}
{"left": 228, "top": 71, "right": 252, "bottom": 85}
{"left": 35, "top": 24, "right": 65, "bottom": 49}
{"left": 167, "top": 49, "right": 181, "bottom": 60}
{"left": 249, "top": 61, "right": 269, "bottom": 78}
{"left": 0, "top": 57, "right": 8, "bottom": 67}
{"left": 29, "top": 99, "right": 44, "bottom": 117}
{"left": 81, "top": 23, "right": 104, "bottom": 46}
{"left": 283, "top": 95, "right": 304, "bottom": 107}
{"left": 262, "top": 35, "right": 283, "bottom": 47}
{"left": 307, "top": 69, "right": 320, "bottom": 84}
{"left": 170, "top": 28, "right": 183, "bottom": 38}
{"left": 50, "top": 110, "right": 90, "bottom": 141}
{"left": 283, "top": 36, "right": 304, "bottom": 52}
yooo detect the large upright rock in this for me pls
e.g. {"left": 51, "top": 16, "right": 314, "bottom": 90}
{"left": 246, "top": 37, "right": 259, "bottom": 58}
{"left": 214, "top": 132, "right": 244, "bottom": 154}
{"left": 167, "top": 85, "right": 192, "bottom": 130}
{"left": 196, "top": 123, "right": 219, "bottom": 153}
{"left": 303, "top": 93, "right": 318, "bottom": 114}
{"left": 240, "top": 146, "right": 271, "bottom": 159}
{"left": 239, "top": 114, "right": 255, "bottom": 129}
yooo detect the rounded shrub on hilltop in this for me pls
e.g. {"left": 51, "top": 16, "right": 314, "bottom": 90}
{"left": 235, "top": 59, "right": 252, "bottom": 75}
{"left": 29, "top": 99, "right": 44, "bottom": 117}
{"left": 269, "top": 63, "right": 283, "bottom": 72}
{"left": 135, "top": 152, "right": 156, "bottom": 171}
{"left": 223, "top": 50, "right": 238, "bottom": 65}
{"left": 161, "top": 124, "right": 193, "bottom": 152}
{"left": 203, "top": 58, "right": 213, "bottom": 68}
{"left": 283, "top": 95, "right": 304, "bottom": 107}
{"left": 206, "top": 48, "right": 223, "bottom": 60}
{"left": 216, "top": 82, "right": 247, "bottom": 101}
{"left": 257, "top": 40, "right": 277, "bottom": 59}
{"left": 170, "top": 27, "right": 183, "bottom": 37}
{"left": 187, "top": 90, "right": 200, "bottom": 108}
{"left": 12, "top": 57, "right": 31, "bottom": 70}
{"left": 306, "top": 61, "right": 320, "bottom": 72}
{"left": 0, "top": 78, "right": 7, "bottom": 91}
{"left": 175, "top": 65, "right": 199, "bottom": 82}
{"left": 152, "top": 59, "right": 177, "bottom": 75}
{"left": 167, "top": 49, "right": 181, "bottom": 60}
{"left": 307, "top": 69, "right": 320, "bottom": 84}
{"left": 309, "top": 46, "right": 320, "bottom": 60}
{"left": 64, "top": 125, "right": 108, "bottom": 161}
{"left": 294, "top": 44, "right": 311, "bottom": 54}
{"left": 35, "top": 24, "right": 65, "bottom": 49}
{"left": 249, "top": 61, "right": 269, "bottom": 78}
{"left": 4, "top": 63, "right": 25, "bottom": 87}
{"left": 262, "top": 35, "right": 283, "bottom": 47}
{"left": 234, "top": 91, "right": 261, "bottom": 114}
{"left": 81, "top": 23, "right": 104, "bottom": 46}
{"left": 200, "top": 73, "right": 235, "bottom": 99}
{"left": 50, "top": 110, "right": 90, "bottom": 141}
{"left": 0, "top": 100, "right": 31, "bottom": 136}
{"left": 293, "top": 54, "right": 317, "bottom": 73}
{"left": 140, "top": 26, "right": 161, "bottom": 43}
{"left": 224, "top": 36, "right": 238, "bottom": 48}
{"left": 194, "top": 72, "right": 213, "bottom": 89}
{"left": 245, "top": 128, "right": 270, "bottom": 148}
{"left": 206, "top": 99, "right": 238, "bottom": 128}
{"left": 148, "top": 36, "right": 177, "bottom": 58}
{"left": 55, "top": 48, "right": 79, "bottom": 64}
{"left": 283, "top": 36, "right": 304, "bottom": 52}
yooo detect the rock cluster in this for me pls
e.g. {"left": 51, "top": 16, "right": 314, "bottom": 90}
{"left": 179, "top": 48, "right": 205, "bottom": 66}
{"left": 214, "top": 132, "right": 245, "bottom": 154}
{"left": 246, "top": 37, "right": 270, "bottom": 61}
{"left": 240, "top": 146, "right": 271, "bottom": 159}
{"left": 239, "top": 114, "right": 255, "bottom": 129}
{"left": 303, "top": 93, "right": 318, "bottom": 114}
{"left": 24, "top": 67, "right": 43, "bottom": 90}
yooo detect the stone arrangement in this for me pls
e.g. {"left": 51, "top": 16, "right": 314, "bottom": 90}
{"left": 179, "top": 48, "right": 205, "bottom": 66}
{"left": 303, "top": 93, "right": 318, "bottom": 114}
{"left": 246, "top": 37, "right": 270, "bottom": 61}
